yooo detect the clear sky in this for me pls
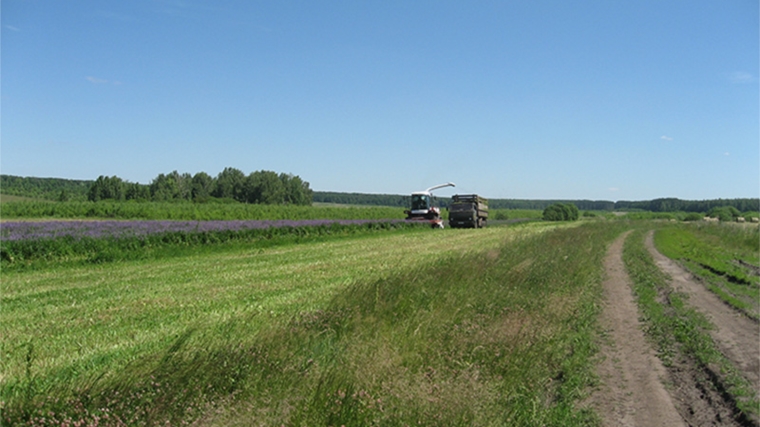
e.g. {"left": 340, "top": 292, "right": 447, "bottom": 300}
{"left": 2, "top": 1, "right": 758, "bottom": 201}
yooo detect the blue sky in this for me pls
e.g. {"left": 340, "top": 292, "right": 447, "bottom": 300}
{"left": 2, "top": 1, "right": 758, "bottom": 201}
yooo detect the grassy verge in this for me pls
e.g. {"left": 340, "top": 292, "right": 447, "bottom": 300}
{"left": 2, "top": 221, "right": 624, "bottom": 426}
{"left": 653, "top": 222, "right": 759, "bottom": 320}
{"left": 622, "top": 228, "right": 759, "bottom": 421}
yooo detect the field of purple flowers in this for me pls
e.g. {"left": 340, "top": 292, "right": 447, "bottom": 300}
{"left": 0, "top": 219, "right": 393, "bottom": 241}
{"left": 0, "top": 219, "right": 420, "bottom": 266}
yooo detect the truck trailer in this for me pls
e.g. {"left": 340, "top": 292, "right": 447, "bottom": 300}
{"left": 448, "top": 194, "right": 488, "bottom": 228}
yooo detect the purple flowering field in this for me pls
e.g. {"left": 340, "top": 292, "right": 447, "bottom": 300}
{"left": 0, "top": 219, "right": 394, "bottom": 242}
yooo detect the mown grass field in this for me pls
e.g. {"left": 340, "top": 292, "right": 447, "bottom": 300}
{"left": 3, "top": 215, "right": 757, "bottom": 426}
{"left": 2, "top": 220, "right": 633, "bottom": 426}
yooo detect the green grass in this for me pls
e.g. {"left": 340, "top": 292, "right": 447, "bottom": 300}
{"left": 489, "top": 208, "right": 543, "bottom": 221}
{"left": 1, "top": 221, "right": 627, "bottom": 426}
{"left": 623, "top": 228, "right": 759, "bottom": 421}
{"left": 653, "top": 222, "right": 759, "bottom": 320}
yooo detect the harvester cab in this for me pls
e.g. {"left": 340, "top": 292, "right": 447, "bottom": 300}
{"left": 405, "top": 182, "right": 455, "bottom": 228}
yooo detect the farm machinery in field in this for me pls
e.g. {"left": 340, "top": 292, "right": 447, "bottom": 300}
{"left": 448, "top": 194, "right": 489, "bottom": 228}
{"left": 405, "top": 182, "right": 455, "bottom": 228}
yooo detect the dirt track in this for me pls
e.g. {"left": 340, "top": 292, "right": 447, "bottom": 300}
{"left": 592, "top": 232, "right": 685, "bottom": 427}
{"left": 591, "top": 231, "right": 760, "bottom": 427}
{"left": 645, "top": 231, "right": 760, "bottom": 394}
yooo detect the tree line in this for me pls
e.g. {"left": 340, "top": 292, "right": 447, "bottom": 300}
{"left": 312, "top": 192, "right": 758, "bottom": 213}
{"left": 0, "top": 175, "right": 92, "bottom": 201}
{"left": 86, "top": 168, "right": 313, "bottom": 205}
{"left": 613, "top": 197, "right": 759, "bottom": 213}
{"left": 2, "top": 174, "right": 757, "bottom": 213}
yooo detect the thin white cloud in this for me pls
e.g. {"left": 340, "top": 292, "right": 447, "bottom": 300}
{"left": 730, "top": 71, "right": 754, "bottom": 84}
{"left": 86, "top": 76, "right": 109, "bottom": 84}
{"left": 660, "top": 135, "right": 673, "bottom": 141}
{"left": 608, "top": 187, "right": 619, "bottom": 192}
{"left": 4, "top": 25, "right": 21, "bottom": 32}
{"left": 724, "top": 152, "right": 730, "bottom": 156}
{"left": 86, "top": 76, "right": 123, "bottom": 85}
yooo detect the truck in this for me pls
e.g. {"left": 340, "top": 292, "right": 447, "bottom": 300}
{"left": 448, "top": 194, "right": 488, "bottom": 228}
{"left": 405, "top": 182, "right": 456, "bottom": 228}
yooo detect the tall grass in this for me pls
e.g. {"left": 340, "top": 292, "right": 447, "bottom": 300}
{"left": 2, "top": 221, "right": 626, "bottom": 426}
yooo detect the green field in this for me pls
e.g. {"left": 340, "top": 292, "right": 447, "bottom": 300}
{"left": 2, "top": 221, "right": 631, "bottom": 426}
{"left": 654, "top": 222, "right": 760, "bottom": 320}
{"left": 0, "top": 199, "right": 549, "bottom": 223}
{"left": 3, "top": 216, "right": 758, "bottom": 426}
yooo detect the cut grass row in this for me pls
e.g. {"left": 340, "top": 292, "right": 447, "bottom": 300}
{"left": 623, "top": 228, "right": 759, "bottom": 422}
{"left": 2, "top": 221, "right": 626, "bottom": 426}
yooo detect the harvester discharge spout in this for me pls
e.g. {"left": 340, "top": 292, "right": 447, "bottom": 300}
{"left": 405, "top": 182, "right": 456, "bottom": 228}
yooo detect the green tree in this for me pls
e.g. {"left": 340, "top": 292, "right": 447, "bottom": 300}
{"left": 125, "top": 182, "right": 150, "bottom": 201}
{"left": 150, "top": 173, "right": 177, "bottom": 201}
{"left": 213, "top": 167, "right": 246, "bottom": 201}
{"left": 707, "top": 206, "right": 741, "bottom": 222}
{"left": 244, "top": 170, "right": 285, "bottom": 204}
{"left": 280, "top": 173, "right": 313, "bottom": 205}
{"left": 87, "top": 176, "right": 125, "bottom": 201}
{"left": 174, "top": 171, "right": 193, "bottom": 201}
{"left": 191, "top": 172, "right": 214, "bottom": 202}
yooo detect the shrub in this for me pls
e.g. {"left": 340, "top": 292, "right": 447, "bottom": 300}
{"left": 707, "top": 206, "right": 741, "bottom": 222}
{"left": 542, "top": 203, "right": 579, "bottom": 221}
{"left": 683, "top": 213, "right": 703, "bottom": 222}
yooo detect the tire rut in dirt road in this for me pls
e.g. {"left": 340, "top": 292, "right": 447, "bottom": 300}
{"left": 644, "top": 230, "right": 760, "bottom": 425}
{"left": 644, "top": 230, "right": 760, "bottom": 391}
{"left": 591, "top": 231, "right": 686, "bottom": 427}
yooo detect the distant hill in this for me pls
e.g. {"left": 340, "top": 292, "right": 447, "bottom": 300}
{"left": 2, "top": 175, "right": 757, "bottom": 213}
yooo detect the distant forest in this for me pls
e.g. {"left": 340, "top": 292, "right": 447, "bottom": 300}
{"left": 1, "top": 174, "right": 758, "bottom": 213}
{"left": 312, "top": 191, "right": 759, "bottom": 213}
{"left": 1, "top": 169, "right": 313, "bottom": 206}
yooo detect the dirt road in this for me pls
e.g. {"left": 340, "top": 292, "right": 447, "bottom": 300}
{"left": 645, "top": 231, "right": 760, "bottom": 393}
{"left": 591, "top": 231, "right": 759, "bottom": 427}
{"left": 592, "top": 232, "right": 686, "bottom": 427}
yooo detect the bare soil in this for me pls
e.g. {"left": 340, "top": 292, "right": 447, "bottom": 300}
{"left": 590, "top": 231, "right": 759, "bottom": 427}
{"left": 591, "top": 232, "right": 686, "bottom": 427}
